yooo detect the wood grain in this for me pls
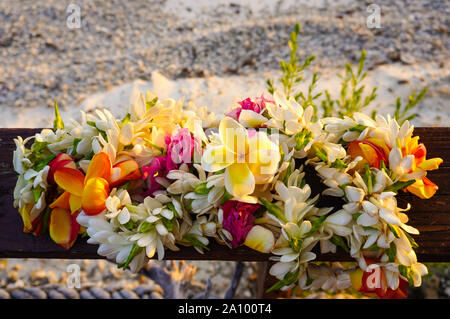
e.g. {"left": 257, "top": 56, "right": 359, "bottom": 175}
{"left": 0, "top": 128, "right": 449, "bottom": 261}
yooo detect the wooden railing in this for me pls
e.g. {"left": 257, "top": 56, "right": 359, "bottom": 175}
{"left": 0, "top": 128, "right": 449, "bottom": 297}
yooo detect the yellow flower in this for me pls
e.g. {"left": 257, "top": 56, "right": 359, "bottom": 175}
{"left": 201, "top": 117, "right": 280, "bottom": 202}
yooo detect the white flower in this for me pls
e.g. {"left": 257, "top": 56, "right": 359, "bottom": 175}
{"left": 304, "top": 263, "right": 352, "bottom": 291}
{"left": 127, "top": 196, "right": 179, "bottom": 260}
{"left": 265, "top": 92, "right": 314, "bottom": 135}
{"left": 105, "top": 189, "right": 133, "bottom": 224}
{"left": 324, "top": 210, "right": 353, "bottom": 236}
{"left": 13, "top": 136, "right": 33, "bottom": 174}
{"left": 77, "top": 212, "right": 147, "bottom": 273}
{"left": 409, "top": 262, "right": 428, "bottom": 287}
{"left": 269, "top": 225, "right": 316, "bottom": 281}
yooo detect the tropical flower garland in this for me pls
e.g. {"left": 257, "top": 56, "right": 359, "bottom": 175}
{"left": 12, "top": 25, "right": 443, "bottom": 298}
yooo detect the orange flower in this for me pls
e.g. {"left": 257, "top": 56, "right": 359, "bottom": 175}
{"left": 49, "top": 152, "right": 141, "bottom": 248}
{"left": 347, "top": 138, "right": 390, "bottom": 169}
{"left": 348, "top": 135, "right": 442, "bottom": 199}
{"left": 51, "top": 152, "right": 142, "bottom": 215}
{"left": 401, "top": 136, "right": 443, "bottom": 199}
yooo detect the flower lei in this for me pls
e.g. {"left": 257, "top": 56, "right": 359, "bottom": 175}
{"left": 12, "top": 27, "right": 443, "bottom": 298}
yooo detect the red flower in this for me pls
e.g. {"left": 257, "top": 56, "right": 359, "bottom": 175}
{"left": 221, "top": 200, "right": 260, "bottom": 248}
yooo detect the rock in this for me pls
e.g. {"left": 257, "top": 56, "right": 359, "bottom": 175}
{"left": 400, "top": 53, "right": 416, "bottom": 65}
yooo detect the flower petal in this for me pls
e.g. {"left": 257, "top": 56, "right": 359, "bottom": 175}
{"left": 82, "top": 177, "right": 110, "bottom": 215}
{"left": 244, "top": 225, "right": 274, "bottom": 253}
{"left": 407, "top": 177, "right": 439, "bottom": 199}
{"left": 69, "top": 194, "right": 82, "bottom": 214}
{"left": 54, "top": 168, "right": 85, "bottom": 197}
{"left": 49, "top": 208, "right": 79, "bottom": 247}
{"left": 238, "top": 110, "right": 267, "bottom": 127}
{"left": 224, "top": 163, "right": 255, "bottom": 199}
{"left": 219, "top": 116, "right": 247, "bottom": 153}
{"left": 379, "top": 208, "right": 402, "bottom": 225}
{"left": 49, "top": 191, "right": 71, "bottom": 210}
{"left": 201, "top": 145, "right": 234, "bottom": 172}
{"left": 345, "top": 186, "right": 365, "bottom": 203}
{"left": 110, "top": 160, "right": 141, "bottom": 187}
{"left": 417, "top": 158, "right": 443, "bottom": 171}
{"left": 84, "top": 152, "right": 112, "bottom": 183}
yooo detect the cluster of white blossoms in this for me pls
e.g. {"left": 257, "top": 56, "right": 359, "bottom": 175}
{"left": 12, "top": 87, "right": 441, "bottom": 298}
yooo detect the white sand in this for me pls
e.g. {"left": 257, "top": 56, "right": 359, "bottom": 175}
{"left": 2, "top": 62, "right": 448, "bottom": 129}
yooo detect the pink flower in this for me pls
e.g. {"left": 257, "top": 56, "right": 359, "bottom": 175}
{"left": 141, "top": 155, "right": 171, "bottom": 196}
{"left": 166, "top": 128, "right": 197, "bottom": 166}
{"left": 221, "top": 200, "right": 260, "bottom": 248}
{"left": 226, "top": 95, "right": 274, "bottom": 122}
{"left": 142, "top": 129, "right": 198, "bottom": 197}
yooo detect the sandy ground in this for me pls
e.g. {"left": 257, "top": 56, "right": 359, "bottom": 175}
{"left": 0, "top": 0, "right": 449, "bottom": 298}
{"left": 3, "top": 63, "right": 447, "bottom": 129}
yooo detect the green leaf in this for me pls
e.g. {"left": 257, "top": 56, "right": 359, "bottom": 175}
{"left": 40, "top": 207, "right": 51, "bottom": 235}
{"left": 162, "top": 217, "right": 175, "bottom": 232}
{"left": 329, "top": 235, "right": 350, "bottom": 253}
{"left": 367, "top": 243, "right": 380, "bottom": 251}
{"left": 288, "top": 237, "right": 303, "bottom": 252}
{"left": 294, "top": 130, "right": 312, "bottom": 151}
{"left": 32, "top": 187, "right": 43, "bottom": 203}
{"left": 304, "top": 216, "right": 326, "bottom": 237}
{"left": 266, "top": 270, "right": 299, "bottom": 293}
{"left": 146, "top": 97, "right": 158, "bottom": 110}
{"left": 139, "top": 221, "right": 155, "bottom": 233}
{"left": 85, "top": 150, "right": 95, "bottom": 160}
{"left": 394, "top": 87, "right": 427, "bottom": 125}
{"left": 380, "top": 160, "right": 388, "bottom": 173}
{"left": 121, "top": 113, "right": 131, "bottom": 125}
{"left": 388, "top": 224, "right": 401, "bottom": 239}
{"left": 385, "top": 180, "right": 416, "bottom": 193}
{"left": 398, "top": 265, "right": 414, "bottom": 286}
{"left": 166, "top": 202, "right": 180, "bottom": 218}
{"left": 352, "top": 212, "right": 362, "bottom": 219}
{"left": 87, "top": 121, "right": 108, "bottom": 142}
{"left": 182, "top": 234, "right": 210, "bottom": 251}
{"left": 117, "top": 243, "right": 143, "bottom": 270}
{"left": 282, "top": 161, "right": 293, "bottom": 185}
{"left": 71, "top": 138, "right": 82, "bottom": 156}
{"left": 259, "top": 198, "right": 287, "bottom": 223}
{"left": 331, "top": 158, "right": 348, "bottom": 169}
{"left": 32, "top": 141, "right": 48, "bottom": 154}
{"left": 387, "top": 242, "right": 397, "bottom": 262}
{"left": 53, "top": 102, "right": 64, "bottom": 130}
{"left": 349, "top": 124, "right": 367, "bottom": 132}
{"left": 363, "top": 164, "right": 373, "bottom": 194}
{"left": 312, "top": 145, "right": 328, "bottom": 163}
{"left": 194, "top": 182, "right": 212, "bottom": 195}
{"left": 34, "top": 154, "right": 56, "bottom": 171}
{"left": 220, "top": 191, "right": 233, "bottom": 206}
{"left": 143, "top": 138, "right": 164, "bottom": 153}
{"left": 123, "top": 219, "right": 137, "bottom": 231}
{"left": 118, "top": 181, "right": 131, "bottom": 190}
{"left": 404, "top": 231, "right": 419, "bottom": 249}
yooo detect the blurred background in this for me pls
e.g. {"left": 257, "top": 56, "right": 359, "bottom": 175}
{"left": 0, "top": 0, "right": 449, "bottom": 299}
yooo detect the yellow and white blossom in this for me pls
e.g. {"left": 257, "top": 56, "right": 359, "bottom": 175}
{"left": 201, "top": 116, "right": 280, "bottom": 202}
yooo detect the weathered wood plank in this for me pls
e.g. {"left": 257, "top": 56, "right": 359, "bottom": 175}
{"left": 0, "top": 128, "right": 449, "bottom": 261}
